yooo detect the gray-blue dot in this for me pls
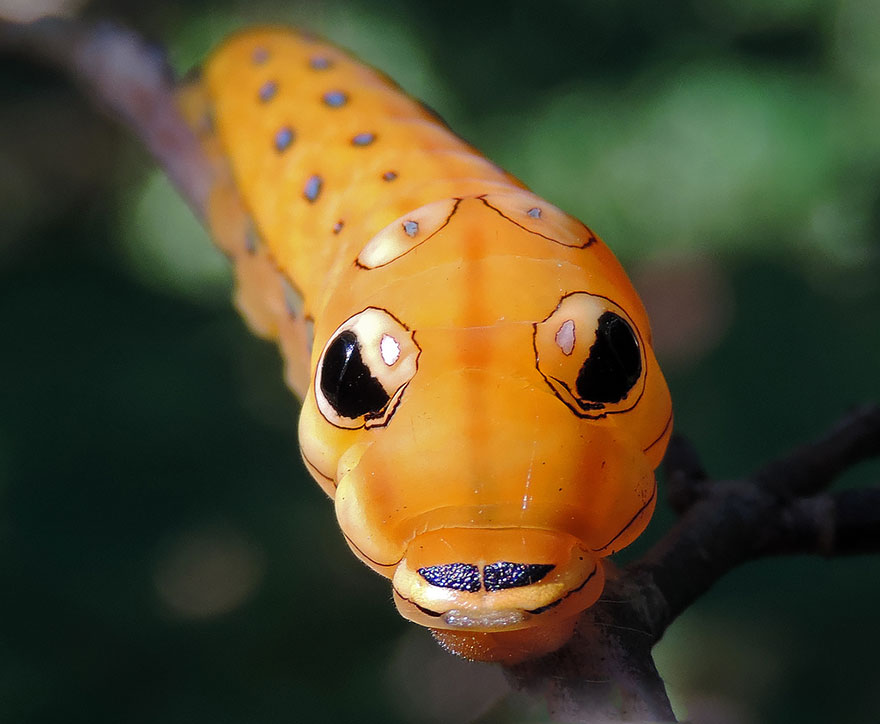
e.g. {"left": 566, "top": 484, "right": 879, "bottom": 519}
{"left": 351, "top": 132, "right": 376, "bottom": 147}
{"left": 252, "top": 47, "right": 269, "bottom": 64}
{"left": 333, "top": 220, "right": 344, "bottom": 234}
{"left": 309, "top": 56, "right": 333, "bottom": 70}
{"left": 382, "top": 171, "right": 398, "bottom": 182}
{"left": 527, "top": 207, "right": 542, "bottom": 219}
{"left": 274, "top": 126, "right": 294, "bottom": 152}
{"left": 281, "top": 277, "right": 303, "bottom": 318}
{"left": 245, "top": 225, "right": 259, "bottom": 254}
{"left": 304, "top": 174, "right": 323, "bottom": 203}
{"left": 259, "top": 80, "right": 278, "bottom": 102}
{"left": 403, "top": 220, "right": 419, "bottom": 238}
{"left": 322, "top": 90, "right": 348, "bottom": 108}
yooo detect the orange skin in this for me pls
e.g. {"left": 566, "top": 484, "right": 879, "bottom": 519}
{"left": 180, "top": 28, "right": 673, "bottom": 662}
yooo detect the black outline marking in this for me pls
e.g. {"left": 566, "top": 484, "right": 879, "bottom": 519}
{"left": 393, "top": 589, "right": 445, "bottom": 618}
{"left": 642, "top": 409, "right": 673, "bottom": 454}
{"left": 590, "top": 481, "right": 657, "bottom": 554}
{"left": 301, "top": 450, "right": 336, "bottom": 489}
{"left": 532, "top": 292, "right": 647, "bottom": 420}
{"left": 526, "top": 562, "right": 598, "bottom": 614}
{"left": 355, "top": 198, "right": 462, "bottom": 270}
{"left": 344, "top": 531, "right": 402, "bottom": 570}
{"left": 478, "top": 196, "right": 597, "bottom": 248}
{"left": 314, "top": 308, "right": 421, "bottom": 431}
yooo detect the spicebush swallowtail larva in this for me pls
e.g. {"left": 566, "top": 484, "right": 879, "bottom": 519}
{"left": 177, "top": 28, "right": 673, "bottom": 663}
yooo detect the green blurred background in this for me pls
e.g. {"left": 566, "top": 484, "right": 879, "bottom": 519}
{"left": 1, "top": 1, "right": 879, "bottom": 722}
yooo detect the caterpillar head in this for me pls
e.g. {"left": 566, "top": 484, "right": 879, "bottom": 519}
{"left": 298, "top": 195, "right": 672, "bottom": 662}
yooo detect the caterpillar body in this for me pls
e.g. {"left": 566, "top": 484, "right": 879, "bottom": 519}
{"left": 179, "top": 28, "right": 673, "bottom": 663}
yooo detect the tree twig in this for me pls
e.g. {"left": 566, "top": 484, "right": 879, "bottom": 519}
{"left": 0, "top": 17, "right": 213, "bottom": 218}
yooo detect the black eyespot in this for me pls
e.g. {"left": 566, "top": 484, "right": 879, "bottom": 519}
{"left": 576, "top": 312, "right": 641, "bottom": 403}
{"left": 320, "top": 330, "right": 390, "bottom": 419}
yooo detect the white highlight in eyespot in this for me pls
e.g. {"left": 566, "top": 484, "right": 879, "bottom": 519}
{"left": 555, "top": 319, "right": 576, "bottom": 356}
{"left": 380, "top": 333, "right": 401, "bottom": 366}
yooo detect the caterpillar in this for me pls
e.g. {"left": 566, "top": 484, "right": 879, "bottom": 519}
{"left": 178, "top": 28, "right": 673, "bottom": 663}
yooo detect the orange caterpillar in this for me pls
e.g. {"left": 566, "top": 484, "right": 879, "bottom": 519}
{"left": 178, "top": 28, "right": 672, "bottom": 662}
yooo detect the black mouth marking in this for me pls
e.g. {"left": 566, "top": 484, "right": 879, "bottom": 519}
{"left": 417, "top": 562, "right": 556, "bottom": 592}
{"left": 396, "top": 562, "right": 598, "bottom": 619}
{"left": 418, "top": 563, "right": 481, "bottom": 592}
{"left": 483, "top": 562, "right": 555, "bottom": 591}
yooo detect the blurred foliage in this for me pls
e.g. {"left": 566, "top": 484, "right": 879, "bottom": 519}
{"left": 1, "top": 0, "right": 879, "bottom": 723}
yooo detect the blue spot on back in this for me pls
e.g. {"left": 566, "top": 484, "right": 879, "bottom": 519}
{"left": 304, "top": 174, "right": 323, "bottom": 203}
{"left": 528, "top": 207, "right": 542, "bottom": 219}
{"left": 322, "top": 90, "right": 348, "bottom": 108}
{"left": 275, "top": 126, "right": 294, "bottom": 152}
{"left": 310, "top": 56, "right": 333, "bottom": 70}
{"left": 259, "top": 80, "right": 278, "bottom": 102}
{"left": 351, "top": 132, "right": 376, "bottom": 147}
{"left": 403, "top": 220, "right": 419, "bottom": 238}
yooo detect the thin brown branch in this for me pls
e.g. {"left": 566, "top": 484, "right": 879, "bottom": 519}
{"left": 757, "top": 487, "right": 880, "bottom": 557}
{"left": 0, "top": 17, "right": 213, "bottom": 218}
{"left": 663, "top": 434, "right": 710, "bottom": 514}
{"left": 634, "top": 404, "right": 880, "bottom": 634}
{"left": 755, "top": 404, "right": 880, "bottom": 497}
